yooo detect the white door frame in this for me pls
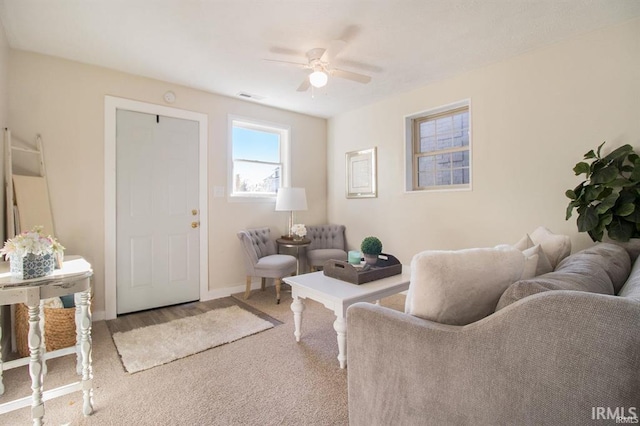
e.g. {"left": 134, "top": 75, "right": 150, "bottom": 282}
{"left": 104, "top": 95, "right": 209, "bottom": 320}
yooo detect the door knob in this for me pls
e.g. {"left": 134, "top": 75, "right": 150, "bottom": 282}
{"left": 191, "top": 221, "right": 199, "bottom": 228}
{"left": 192, "top": 209, "right": 198, "bottom": 216}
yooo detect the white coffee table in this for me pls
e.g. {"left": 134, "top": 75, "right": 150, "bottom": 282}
{"left": 283, "top": 266, "right": 410, "bottom": 368}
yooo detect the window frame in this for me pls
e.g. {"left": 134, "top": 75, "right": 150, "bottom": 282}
{"left": 228, "top": 116, "right": 291, "bottom": 200}
{"left": 404, "top": 100, "right": 472, "bottom": 193}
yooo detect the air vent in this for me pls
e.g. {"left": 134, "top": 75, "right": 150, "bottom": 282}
{"left": 237, "top": 92, "right": 265, "bottom": 101}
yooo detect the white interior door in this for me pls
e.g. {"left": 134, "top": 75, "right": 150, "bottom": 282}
{"left": 116, "top": 109, "right": 200, "bottom": 314}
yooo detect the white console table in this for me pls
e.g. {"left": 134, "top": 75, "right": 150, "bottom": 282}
{"left": 0, "top": 256, "right": 93, "bottom": 425}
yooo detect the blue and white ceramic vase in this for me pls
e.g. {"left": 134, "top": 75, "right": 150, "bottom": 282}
{"left": 10, "top": 253, "right": 55, "bottom": 280}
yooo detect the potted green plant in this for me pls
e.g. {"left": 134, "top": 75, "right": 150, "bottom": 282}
{"left": 566, "top": 142, "right": 640, "bottom": 242}
{"left": 361, "top": 236, "right": 383, "bottom": 266}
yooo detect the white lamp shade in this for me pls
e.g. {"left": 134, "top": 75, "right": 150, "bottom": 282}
{"left": 309, "top": 71, "right": 328, "bottom": 88}
{"left": 275, "top": 187, "right": 307, "bottom": 211}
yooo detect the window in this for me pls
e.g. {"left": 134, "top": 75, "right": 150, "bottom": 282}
{"left": 405, "top": 101, "right": 471, "bottom": 191}
{"left": 230, "top": 118, "right": 290, "bottom": 197}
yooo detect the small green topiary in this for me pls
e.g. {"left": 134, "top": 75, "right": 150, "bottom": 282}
{"left": 361, "top": 236, "right": 383, "bottom": 255}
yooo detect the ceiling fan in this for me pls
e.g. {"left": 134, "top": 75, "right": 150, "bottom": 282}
{"left": 264, "top": 40, "right": 372, "bottom": 92}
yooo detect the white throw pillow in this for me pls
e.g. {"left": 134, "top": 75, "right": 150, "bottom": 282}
{"left": 404, "top": 247, "right": 525, "bottom": 325}
{"left": 520, "top": 247, "right": 538, "bottom": 279}
{"left": 523, "top": 244, "right": 553, "bottom": 276}
{"left": 513, "top": 234, "right": 534, "bottom": 251}
{"left": 530, "top": 226, "right": 571, "bottom": 269}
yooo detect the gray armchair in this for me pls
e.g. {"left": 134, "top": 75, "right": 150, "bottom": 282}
{"left": 306, "top": 224, "right": 348, "bottom": 271}
{"left": 237, "top": 227, "right": 297, "bottom": 304}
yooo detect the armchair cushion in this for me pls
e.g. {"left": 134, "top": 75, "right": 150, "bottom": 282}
{"left": 254, "top": 254, "right": 297, "bottom": 279}
{"left": 307, "top": 248, "right": 348, "bottom": 266}
{"left": 306, "top": 225, "right": 347, "bottom": 267}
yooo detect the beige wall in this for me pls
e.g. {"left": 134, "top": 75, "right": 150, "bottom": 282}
{"left": 328, "top": 18, "right": 640, "bottom": 265}
{"left": 8, "top": 51, "right": 327, "bottom": 318}
{"left": 0, "top": 19, "right": 8, "bottom": 358}
{"left": 0, "top": 19, "right": 8, "bottom": 242}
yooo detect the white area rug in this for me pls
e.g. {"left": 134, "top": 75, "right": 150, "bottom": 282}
{"left": 112, "top": 305, "right": 274, "bottom": 373}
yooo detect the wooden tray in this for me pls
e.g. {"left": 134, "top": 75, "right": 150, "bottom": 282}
{"left": 323, "top": 253, "right": 402, "bottom": 285}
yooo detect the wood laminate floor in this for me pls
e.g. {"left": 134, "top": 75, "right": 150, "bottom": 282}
{"left": 106, "top": 296, "right": 281, "bottom": 334}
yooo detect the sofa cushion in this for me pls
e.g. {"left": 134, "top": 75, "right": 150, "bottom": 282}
{"left": 405, "top": 246, "right": 524, "bottom": 325}
{"left": 618, "top": 254, "right": 640, "bottom": 301}
{"left": 496, "top": 243, "right": 630, "bottom": 310}
{"left": 529, "top": 226, "right": 571, "bottom": 269}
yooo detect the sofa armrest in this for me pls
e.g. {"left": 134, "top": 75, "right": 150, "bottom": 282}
{"left": 347, "top": 292, "right": 640, "bottom": 426}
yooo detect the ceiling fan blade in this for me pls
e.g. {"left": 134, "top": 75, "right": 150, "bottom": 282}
{"left": 297, "top": 78, "right": 310, "bottom": 92}
{"left": 321, "top": 40, "right": 347, "bottom": 62}
{"left": 332, "top": 68, "right": 372, "bottom": 84}
{"left": 263, "top": 58, "right": 308, "bottom": 68}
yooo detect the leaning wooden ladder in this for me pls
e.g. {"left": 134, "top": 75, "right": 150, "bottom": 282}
{"left": 3, "top": 128, "right": 56, "bottom": 354}
{"left": 4, "top": 128, "right": 55, "bottom": 239}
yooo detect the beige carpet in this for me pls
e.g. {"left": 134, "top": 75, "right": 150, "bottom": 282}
{"left": 0, "top": 287, "right": 405, "bottom": 425}
{"left": 112, "top": 305, "right": 274, "bottom": 373}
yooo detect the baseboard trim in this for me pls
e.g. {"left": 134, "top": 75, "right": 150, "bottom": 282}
{"left": 98, "top": 280, "right": 281, "bottom": 319}
{"left": 202, "top": 279, "right": 276, "bottom": 301}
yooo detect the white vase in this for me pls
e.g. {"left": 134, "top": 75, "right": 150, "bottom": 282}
{"left": 10, "top": 253, "right": 55, "bottom": 280}
{"left": 363, "top": 253, "right": 379, "bottom": 266}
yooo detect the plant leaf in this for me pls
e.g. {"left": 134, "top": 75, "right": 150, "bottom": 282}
{"left": 565, "top": 201, "right": 580, "bottom": 220}
{"left": 600, "top": 213, "right": 613, "bottom": 227}
{"left": 618, "top": 189, "right": 636, "bottom": 205}
{"left": 610, "top": 178, "right": 637, "bottom": 188}
{"left": 573, "top": 162, "right": 590, "bottom": 176}
{"left": 588, "top": 228, "right": 604, "bottom": 242}
{"left": 591, "top": 165, "right": 619, "bottom": 184}
{"left": 577, "top": 206, "right": 599, "bottom": 232}
{"left": 583, "top": 149, "right": 596, "bottom": 160}
{"left": 595, "top": 193, "right": 619, "bottom": 214}
{"left": 625, "top": 208, "right": 640, "bottom": 224}
{"left": 584, "top": 185, "right": 603, "bottom": 202}
{"left": 565, "top": 189, "right": 576, "bottom": 200}
{"left": 573, "top": 182, "right": 586, "bottom": 199}
{"left": 615, "top": 203, "right": 635, "bottom": 217}
{"left": 608, "top": 219, "right": 635, "bottom": 242}
{"left": 630, "top": 158, "right": 640, "bottom": 182}
{"left": 596, "top": 141, "right": 606, "bottom": 158}
{"left": 602, "top": 144, "right": 633, "bottom": 163}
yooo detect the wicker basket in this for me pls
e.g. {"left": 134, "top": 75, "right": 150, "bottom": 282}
{"left": 15, "top": 303, "right": 77, "bottom": 357}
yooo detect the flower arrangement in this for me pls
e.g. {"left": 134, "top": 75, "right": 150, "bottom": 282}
{"left": 291, "top": 223, "right": 307, "bottom": 239}
{"left": 0, "top": 226, "right": 65, "bottom": 260}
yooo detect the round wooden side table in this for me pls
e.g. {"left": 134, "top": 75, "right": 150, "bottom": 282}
{"left": 276, "top": 238, "right": 311, "bottom": 275}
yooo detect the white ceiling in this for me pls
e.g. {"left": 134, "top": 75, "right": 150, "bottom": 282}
{"left": 1, "top": 1, "right": 639, "bottom": 118}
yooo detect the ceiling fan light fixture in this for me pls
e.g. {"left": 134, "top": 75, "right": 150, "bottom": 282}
{"left": 309, "top": 70, "right": 328, "bottom": 88}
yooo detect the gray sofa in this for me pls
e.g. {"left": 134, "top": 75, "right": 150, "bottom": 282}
{"left": 347, "top": 243, "right": 640, "bottom": 425}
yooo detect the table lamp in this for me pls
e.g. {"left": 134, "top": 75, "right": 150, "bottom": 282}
{"left": 275, "top": 187, "right": 307, "bottom": 239}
